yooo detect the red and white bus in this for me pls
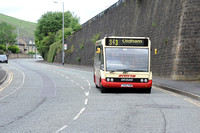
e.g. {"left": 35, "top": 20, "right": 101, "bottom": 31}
{"left": 94, "top": 36, "right": 152, "bottom": 93}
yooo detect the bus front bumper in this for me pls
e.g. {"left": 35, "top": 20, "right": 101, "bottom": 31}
{"left": 101, "top": 79, "right": 152, "bottom": 88}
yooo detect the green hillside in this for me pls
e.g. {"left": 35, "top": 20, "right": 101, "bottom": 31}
{"left": 0, "top": 13, "right": 37, "bottom": 38}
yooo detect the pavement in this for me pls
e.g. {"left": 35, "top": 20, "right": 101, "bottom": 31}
{"left": 1, "top": 62, "right": 200, "bottom": 100}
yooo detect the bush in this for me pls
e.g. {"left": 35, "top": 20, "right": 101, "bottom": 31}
{"left": 47, "top": 41, "right": 61, "bottom": 63}
{"left": 76, "top": 57, "right": 81, "bottom": 63}
{"left": 0, "top": 50, "right": 5, "bottom": 54}
{"left": 28, "top": 51, "right": 36, "bottom": 54}
{"left": 8, "top": 45, "right": 19, "bottom": 54}
{"left": 0, "top": 45, "right": 6, "bottom": 51}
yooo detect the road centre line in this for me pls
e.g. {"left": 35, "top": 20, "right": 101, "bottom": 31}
{"left": 75, "top": 83, "right": 80, "bottom": 86}
{"left": 70, "top": 80, "right": 75, "bottom": 83}
{"left": 80, "top": 86, "right": 85, "bottom": 90}
{"left": 73, "top": 108, "right": 85, "bottom": 120}
{"left": 55, "top": 125, "right": 68, "bottom": 133}
{"left": 81, "top": 76, "right": 86, "bottom": 80}
{"left": 85, "top": 98, "right": 88, "bottom": 105}
{"left": 85, "top": 91, "right": 89, "bottom": 96}
{"left": 52, "top": 71, "right": 91, "bottom": 132}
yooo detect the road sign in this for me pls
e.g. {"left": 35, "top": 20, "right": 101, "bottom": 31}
{"left": 64, "top": 44, "right": 67, "bottom": 50}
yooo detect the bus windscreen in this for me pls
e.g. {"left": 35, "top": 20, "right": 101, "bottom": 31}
{"left": 105, "top": 48, "right": 149, "bottom": 72}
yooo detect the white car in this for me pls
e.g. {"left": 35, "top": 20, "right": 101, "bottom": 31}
{"left": 36, "top": 55, "right": 43, "bottom": 60}
{"left": 0, "top": 55, "right": 8, "bottom": 63}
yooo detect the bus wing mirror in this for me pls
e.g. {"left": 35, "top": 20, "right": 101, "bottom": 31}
{"left": 96, "top": 48, "right": 101, "bottom": 54}
{"left": 155, "top": 49, "right": 158, "bottom": 54}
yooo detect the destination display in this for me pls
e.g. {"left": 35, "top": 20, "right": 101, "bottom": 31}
{"left": 105, "top": 38, "right": 148, "bottom": 46}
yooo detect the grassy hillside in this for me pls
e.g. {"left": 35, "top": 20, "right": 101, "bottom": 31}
{"left": 0, "top": 13, "right": 37, "bottom": 38}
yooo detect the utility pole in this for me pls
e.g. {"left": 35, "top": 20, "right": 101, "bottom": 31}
{"left": 53, "top": 1, "right": 65, "bottom": 65}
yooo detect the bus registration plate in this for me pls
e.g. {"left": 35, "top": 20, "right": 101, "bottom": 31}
{"left": 121, "top": 84, "right": 133, "bottom": 87}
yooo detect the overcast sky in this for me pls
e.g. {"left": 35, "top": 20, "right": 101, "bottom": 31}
{"left": 0, "top": 0, "right": 118, "bottom": 24}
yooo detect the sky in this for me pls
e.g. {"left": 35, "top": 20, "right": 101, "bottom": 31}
{"left": 0, "top": 0, "right": 118, "bottom": 24}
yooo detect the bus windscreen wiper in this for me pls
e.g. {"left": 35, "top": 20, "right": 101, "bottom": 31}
{"left": 110, "top": 70, "right": 116, "bottom": 73}
{"left": 115, "top": 69, "right": 133, "bottom": 73}
{"left": 117, "top": 69, "right": 147, "bottom": 72}
{"left": 132, "top": 70, "right": 148, "bottom": 72}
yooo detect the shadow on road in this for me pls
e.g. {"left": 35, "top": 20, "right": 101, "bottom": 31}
{"left": 97, "top": 87, "right": 151, "bottom": 94}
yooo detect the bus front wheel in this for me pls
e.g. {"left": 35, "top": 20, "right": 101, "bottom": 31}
{"left": 145, "top": 87, "right": 151, "bottom": 93}
{"left": 100, "top": 81, "right": 106, "bottom": 93}
{"left": 101, "top": 86, "right": 106, "bottom": 93}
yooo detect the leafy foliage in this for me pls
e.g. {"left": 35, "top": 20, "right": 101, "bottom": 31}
{"left": 0, "top": 50, "right": 4, "bottom": 54}
{"left": 28, "top": 51, "right": 36, "bottom": 54}
{"left": 34, "top": 11, "right": 81, "bottom": 61}
{"left": 91, "top": 32, "right": 101, "bottom": 44}
{"left": 8, "top": 45, "right": 20, "bottom": 53}
{"left": 76, "top": 56, "right": 81, "bottom": 63}
{"left": 47, "top": 41, "right": 61, "bottom": 63}
{"left": 0, "top": 22, "right": 17, "bottom": 45}
{"left": 0, "top": 45, "right": 6, "bottom": 51}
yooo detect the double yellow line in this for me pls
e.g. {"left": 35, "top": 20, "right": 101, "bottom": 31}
{"left": 0, "top": 69, "right": 13, "bottom": 92}
{"left": 154, "top": 86, "right": 200, "bottom": 108}
{"left": 184, "top": 98, "right": 200, "bottom": 107}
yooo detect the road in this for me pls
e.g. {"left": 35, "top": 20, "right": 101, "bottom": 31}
{"left": 0, "top": 59, "right": 200, "bottom": 133}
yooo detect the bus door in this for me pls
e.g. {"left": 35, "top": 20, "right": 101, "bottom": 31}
{"left": 94, "top": 45, "right": 104, "bottom": 87}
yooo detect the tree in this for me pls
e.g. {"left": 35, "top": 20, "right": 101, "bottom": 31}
{"left": 35, "top": 11, "right": 81, "bottom": 60}
{"left": 0, "top": 22, "right": 17, "bottom": 45}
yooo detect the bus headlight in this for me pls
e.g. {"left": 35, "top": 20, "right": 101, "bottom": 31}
{"left": 140, "top": 79, "right": 148, "bottom": 83}
{"left": 111, "top": 78, "right": 114, "bottom": 82}
{"left": 106, "top": 78, "right": 114, "bottom": 82}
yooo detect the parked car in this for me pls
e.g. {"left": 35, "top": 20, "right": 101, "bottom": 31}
{"left": 36, "top": 55, "right": 43, "bottom": 60}
{"left": 0, "top": 55, "right": 8, "bottom": 63}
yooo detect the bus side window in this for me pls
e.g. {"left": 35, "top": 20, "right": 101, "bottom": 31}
{"left": 100, "top": 46, "right": 104, "bottom": 70}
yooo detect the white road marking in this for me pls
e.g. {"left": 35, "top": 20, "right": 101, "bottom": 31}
{"left": 55, "top": 125, "right": 68, "bottom": 133}
{"left": 80, "top": 86, "right": 85, "bottom": 90}
{"left": 85, "top": 98, "right": 88, "bottom": 105}
{"left": 75, "top": 83, "right": 80, "bottom": 86}
{"left": 73, "top": 108, "right": 85, "bottom": 120}
{"left": 53, "top": 74, "right": 91, "bottom": 132}
{"left": 81, "top": 76, "right": 86, "bottom": 79}
{"left": 70, "top": 80, "right": 75, "bottom": 83}
{"left": 85, "top": 91, "right": 89, "bottom": 96}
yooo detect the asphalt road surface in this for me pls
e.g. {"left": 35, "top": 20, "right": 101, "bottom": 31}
{"left": 0, "top": 59, "right": 200, "bottom": 133}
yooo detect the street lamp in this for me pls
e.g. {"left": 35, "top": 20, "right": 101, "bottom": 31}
{"left": 53, "top": 1, "right": 65, "bottom": 65}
